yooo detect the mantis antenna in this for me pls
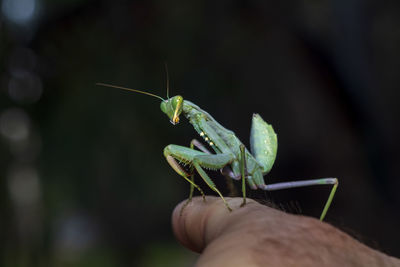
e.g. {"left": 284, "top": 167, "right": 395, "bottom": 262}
{"left": 96, "top": 83, "right": 165, "bottom": 101}
{"left": 164, "top": 62, "right": 170, "bottom": 99}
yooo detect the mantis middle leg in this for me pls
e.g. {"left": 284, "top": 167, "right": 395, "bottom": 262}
{"left": 187, "top": 139, "right": 210, "bottom": 201}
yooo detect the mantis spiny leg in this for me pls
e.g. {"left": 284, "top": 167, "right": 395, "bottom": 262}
{"left": 192, "top": 160, "right": 232, "bottom": 212}
{"left": 165, "top": 155, "right": 205, "bottom": 200}
{"left": 164, "top": 144, "right": 234, "bottom": 211}
{"left": 191, "top": 152, "right": 235, "bottom": 211}
{"left": 191, "top": 139, "right": 237, "bottom": 197}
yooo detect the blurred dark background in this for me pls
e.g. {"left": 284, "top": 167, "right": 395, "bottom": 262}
{"left": 1, "top": 0, "right": 400, "bottom": 266}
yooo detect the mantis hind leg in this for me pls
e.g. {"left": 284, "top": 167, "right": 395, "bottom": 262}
{"left": 262, "top": 178, "right": 339, "bottom": 221}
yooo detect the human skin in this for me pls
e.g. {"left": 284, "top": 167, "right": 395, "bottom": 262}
{"left": 172, "top": 197, "right": 400, "bottom": 267}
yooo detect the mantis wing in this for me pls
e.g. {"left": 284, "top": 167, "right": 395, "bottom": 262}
{"left": 250, "top": 113, "right": 278, "bottom": 174}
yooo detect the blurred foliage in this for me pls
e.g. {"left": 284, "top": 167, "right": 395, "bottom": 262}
{"left": 1, "top": 0, "right": 400, "bottom": 266}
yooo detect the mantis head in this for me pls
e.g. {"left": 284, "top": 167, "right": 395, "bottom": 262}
{"left": 160, "top": 95, "right": 184, "bottom": 125}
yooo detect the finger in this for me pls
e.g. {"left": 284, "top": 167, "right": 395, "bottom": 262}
{"left": 171, "top": 196, "right": 260, "bottom": 253}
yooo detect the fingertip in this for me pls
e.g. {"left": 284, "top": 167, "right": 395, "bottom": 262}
{"left": 172, "top": 197, "right": 260, "bottom": 253}
{"left": 172, "top": 197, "right": 213, "bottom": 252}
{"left": 171, "top": 200, "right": 193, "bottom": 250}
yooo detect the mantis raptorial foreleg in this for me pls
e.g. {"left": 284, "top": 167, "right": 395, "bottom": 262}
{"left": 164, "top": 144, "right": 235, "bottom": 211}
{"left": 165, "top": 155, "right": 205, "bottom": 201}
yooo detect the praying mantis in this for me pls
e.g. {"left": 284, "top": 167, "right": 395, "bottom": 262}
{"left": 97, "top": 80, "right": 338, "bottom": 221}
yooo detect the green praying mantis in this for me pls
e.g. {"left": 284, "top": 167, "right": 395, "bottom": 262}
{"left": 97, "top": 79, "right": 338, "bottom": 221}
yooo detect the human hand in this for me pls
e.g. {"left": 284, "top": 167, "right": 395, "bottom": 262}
{"left": 172, "top": 196, "right": 400, "bottom": 267}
